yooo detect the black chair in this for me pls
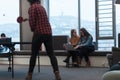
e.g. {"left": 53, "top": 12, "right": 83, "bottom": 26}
{"left": 0, "top": 38, "right": 14, "bottom": 78}
{"left": 107, "top": 47, "right": 120, "bottom": 68}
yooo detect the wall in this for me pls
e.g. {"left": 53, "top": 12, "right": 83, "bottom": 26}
{"left": 20, "top": 0, "right": 32, "bottom": 50}
{"left": 0, "top": 56, "right": 109, "bottom": 67}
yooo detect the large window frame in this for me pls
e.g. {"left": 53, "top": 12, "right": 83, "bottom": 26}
{"left": 46, "top": 0, "right": 118, "bottom": 51}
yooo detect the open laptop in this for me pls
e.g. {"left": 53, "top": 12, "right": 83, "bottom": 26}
{"left": 64, "top": 44, "right": 74, "bottom": 50}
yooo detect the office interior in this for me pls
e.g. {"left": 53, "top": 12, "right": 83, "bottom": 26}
{"left": 0, "top": 0, "right": 120, "bottom": 80}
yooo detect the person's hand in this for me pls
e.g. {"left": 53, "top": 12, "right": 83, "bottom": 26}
{"left": 74, "top": 45, "right": 79, "bottom": 49}
{"left": 63, "top": 43, "right": 66, "bottom": 48}
{"left": 23, "top": 18, "right": 29, "bottom": 22}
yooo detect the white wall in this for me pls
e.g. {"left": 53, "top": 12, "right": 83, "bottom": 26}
{"left": 0, "top": 56, "right": 109, "bottom": 67}
{"left": 20, "top": 0, "right": 32, "bottom": 50}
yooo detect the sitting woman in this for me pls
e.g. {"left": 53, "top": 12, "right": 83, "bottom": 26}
{"left": 74, "top": 28, "right": 95, "bottom": 67}
{"left": 63, "top": 29, "right": 80, "bottom": 66}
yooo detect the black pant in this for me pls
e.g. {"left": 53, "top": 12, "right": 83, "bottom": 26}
{"left": 77, "top": 46, "right": 94, "bottom": 62}
{"left": 28, "top": 34, "right": 59, "bottom": 73}
{"left": 65, "top": 50, "right": 78, "bottom": 63}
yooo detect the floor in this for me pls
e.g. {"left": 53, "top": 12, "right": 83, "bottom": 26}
{"left": 0, "top": 64, "right": 108, "bottom": 80}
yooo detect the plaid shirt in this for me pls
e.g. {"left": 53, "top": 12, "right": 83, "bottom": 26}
{"left": 28, "top": 2, "right": 52, "bottom": 35}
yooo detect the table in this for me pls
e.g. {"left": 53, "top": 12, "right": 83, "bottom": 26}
{"left": 0, "top": 41, "right": 32, "bottom": 78}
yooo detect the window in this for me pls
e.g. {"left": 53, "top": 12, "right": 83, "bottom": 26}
{"left": 95, "top": 0, "right": 115, "bottom": 51}
{"left": 0, "top": 0, "right": 20, "bottom": 49}
{"left": 80, "top": 0, "right": 96, "bottom": 42}
{"left": 49, "top": 0, "right": 79, "bottom": 36}
{"left": 44, "top": 0, "right": 118, "bottom": 51}
{"left": 116, "top": 4, "right": 120, "bottom": 47}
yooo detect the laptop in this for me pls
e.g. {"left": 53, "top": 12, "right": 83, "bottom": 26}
{"left": 64, "top": 44, "right": 74, "bottom": 50}
{"left": 0, "top": 37, "right": 11, "bottom": 44}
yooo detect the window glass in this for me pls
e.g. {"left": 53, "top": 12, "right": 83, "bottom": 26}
{"left": 80, "top": 0, "right": 95, "bottom": 41}
{"left": 116, "top": 4, "right": 120, "bottom": 47}
{"left": 0, "top": 0, "right": 20, "bottom": 50}
{"left": 49, "top": 0, "right": 78, "bottom": 36}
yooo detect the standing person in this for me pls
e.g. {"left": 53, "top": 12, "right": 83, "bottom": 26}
{"left": 74, "top": 28, "right": 95, "bottom": 67}
{"left": 25, "top": 0, "right": 61, "bottom": 80}
{"left": 63, "top": 29, "right": 80, "bottom": 66}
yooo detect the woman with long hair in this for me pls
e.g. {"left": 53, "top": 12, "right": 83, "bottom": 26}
{"left": 74, "top": 28, "right": 95, "bottom": 67}
{"left": 63, "top": 29, "right": 80, "bottom": 66}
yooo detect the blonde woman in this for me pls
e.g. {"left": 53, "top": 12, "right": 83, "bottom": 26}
{"left": 63, "top": 29, "right": 80, "bottom": 66}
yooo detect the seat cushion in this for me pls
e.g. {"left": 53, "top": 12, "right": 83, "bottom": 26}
{"left": 110, "top": 63, "right": 120, "bottom": 71}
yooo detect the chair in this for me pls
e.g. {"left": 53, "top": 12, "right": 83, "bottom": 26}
{"left": 107, "top": 47, "right": 120, "bottom": 68}
{"left": 102, "top": 71, "right": 120, "bottom": 80}
{"left": 0, "top": 38, "right": 14, "bottom": 78}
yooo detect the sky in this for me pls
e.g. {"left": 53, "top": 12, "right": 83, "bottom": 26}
{"left": 0, "top": 0, "right": 19, "bottom": 24}
{"left": 50, "top": 0, "right": 78, "bottom": 17}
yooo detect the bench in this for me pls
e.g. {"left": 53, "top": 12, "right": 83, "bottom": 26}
{"left": 13, "top": 50, "right": 112, "bottom": 68}
{"left": 53, "top": 50, "right": 111, "bottom": 67}
{"left": 14, "top": 50, "right": 111, "bottom": 56}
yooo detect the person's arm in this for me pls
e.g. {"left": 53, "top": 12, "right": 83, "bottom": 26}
{"left": 63, "top": 38, "right": 71, "bottom": 48}
{"left": 80, "top": 36, "right": 93, "bottom": 47}
{"left": 74, "top": 36, "right": 92, "bottom": 49}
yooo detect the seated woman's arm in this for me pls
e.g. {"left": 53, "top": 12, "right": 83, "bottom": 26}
{"left": 80, "top": 36, "right": 93, "bottom": 47}
{"left": 74, "top": 36, "right": 93, "bottom": 49}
